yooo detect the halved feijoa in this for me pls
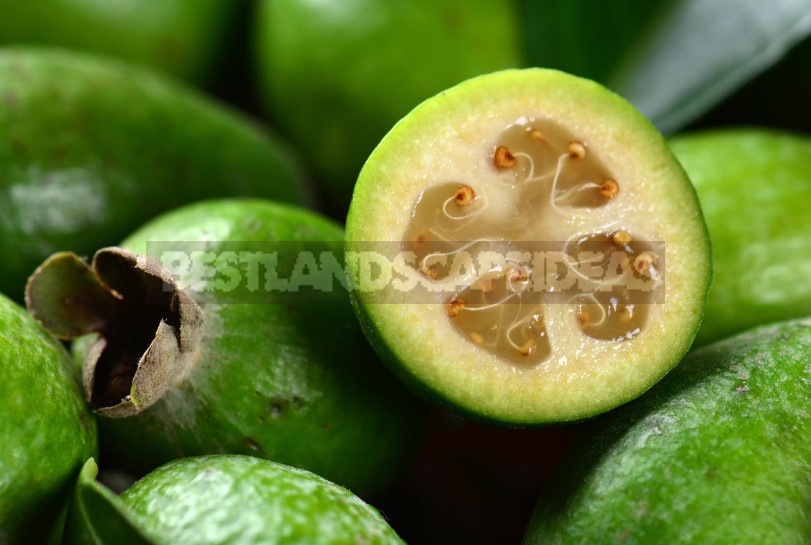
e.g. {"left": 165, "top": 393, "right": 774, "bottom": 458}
{"left": 346, "top": 68, "right": 711, "bottom": 424}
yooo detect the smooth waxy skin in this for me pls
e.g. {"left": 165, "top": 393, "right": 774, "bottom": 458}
{"left": 0, "top": 48, "right": 306, "bottom": 300}
{"left": 671, "top": 129, "right": 811, "bottom": 346}
{"left": 121, "top": 456, "right": 405, "bottom": 545}
{"left": 346, "top": 68, "right": 710, "bottom": 424}
{"left": 0, "top": 0, "right": 239, "bottom": 84}
{"left": 65, "top": 456, "right": 405, "bottom": 545}
{"left": 0, "top": 293, "right": 97, "bottom": 544}
{"left": 76, "top": 200, "right": 422, "bottom": 497}
{"left": 524, "top": 318, "right": 811, "bottom": 545}
{"left": 255, "top": 0, "right": 524, "bottom": 211}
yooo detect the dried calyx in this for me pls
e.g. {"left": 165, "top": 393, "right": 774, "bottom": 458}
{"left": 25, "top": 247, "right": 203, "bottom": 418}
{"left": 403, "top": 119, "right": 662, "bottom": 366}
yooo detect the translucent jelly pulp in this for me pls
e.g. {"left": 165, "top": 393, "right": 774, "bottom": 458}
{"left": 402, "top": 119, "right": 663, "bottom": 366}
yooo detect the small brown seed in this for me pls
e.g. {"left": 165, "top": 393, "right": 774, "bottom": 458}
{"left": 507, "top": 268, "right": 528, "bottom": 284}
{"left": 494, "top": 146, "right": 517, "bottom": 169}
{"left": 568, "top": 141, "right": 586, "bottom": 159}
{"left": 420, "top": 263, "right": 440, "bottom": 280}
{"left": 633, "top": 253, "right": 654, "bottom": 274}
{"left": 518, "top": 340, "right": 536, "bottom": 356}
{"left": 576, "top": 312, "right": 590, "bottom": 329}
{"left": 446, "top": 297, "right": 466, "bottom": 318}
{"left": 454, "top": 184, "right": 475, "bottom": 206}
{"left": 600, "top": 179, "right": 619, "bottom": 199}
{"left": 611, "top": 230, "right": 632, "bottom": 246}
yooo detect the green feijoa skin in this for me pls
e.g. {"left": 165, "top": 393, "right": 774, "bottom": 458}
{"left": 254, "top": 0, "right": 524, "bottom": 212}
{"left": 26, "top": 199, "right": 424, "bottom": 498}
{"left": 0, "top": 47, "right": 307, "bottom": 301}
{"left": 64, "top": 456, "right": 405, "bottom": 545}
{"left": 524, "top": 317, "right": 811, "bottom": 545}
{"left": 0, "top": 292, "right": 97, "bottom": 544}
{"left": 671, "top": 129, "right": 811, "bottom": 347}
{"left": 346, "top": 68, "right": 711, "bottom": 425}
{"left": 0, "top": 0, "right": 239, "bottom": 85}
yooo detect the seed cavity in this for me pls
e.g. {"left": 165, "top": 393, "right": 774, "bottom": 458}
{"left": 401, "top": 118, "right": 662, "bottom": 368}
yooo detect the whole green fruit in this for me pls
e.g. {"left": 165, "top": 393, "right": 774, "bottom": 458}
{"left": 0, "top": 0, "right": 239, "bottom": 84}
{"left": 671, "top": 129, "right": 811, "bottom": 346}
{"left": 524, "top": 317, "right": 811, "bottom": 545}
{"left": 0, "top": 292, "right": 97, "bottom": 544}
{"left": 254, "top": 0, "right": 524, "bottom": 212}
{"left": 27, "top": 199, "right": 423, "bottom": 497}
{"left": 0, "top": 47, "right": 306, "bottom": 300}
{"left": 346, "top": 68, "right": 710, "bottom": 424}
{"left": 65, "top": 456, "right": 405, "bottom": 545}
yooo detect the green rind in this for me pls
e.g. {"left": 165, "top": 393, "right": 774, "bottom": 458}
{"left": 671, "top": 129, "right": 811, "bottom": 347}
{"left": 0, "top": 293, "right": 97, "bottom": 544}
{"left": 82, "top": 199, "right": 423, "bottom": 498}
{"left": 0, "top": 47, "right": 307, "bottom": 301}
{"left": 524, "top": 317, "right": 811, "bottom": 545}
{"left": 346, "top": 68, "right": 711, "bottom": 424}
{"left": 117, "top": 456, "right": 404, "bottom": 545}
{"left": 254, "top": 0, "right": 524, "bottom": 212}
{"left": 0, "top": 0, "right": 239, "bottom": 84}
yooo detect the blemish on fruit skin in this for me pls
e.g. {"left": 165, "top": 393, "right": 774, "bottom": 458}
{"left": 3, "top": 91, "right": 18, "bottom": 107}
{"left": 736, "top": 385, "right": 749, "bottom": 394}
{"left": 494, "top": 146, "right": 516, "bottom": 169}
{"left": 243, "top": 436, "right": 266, "bottom": 456}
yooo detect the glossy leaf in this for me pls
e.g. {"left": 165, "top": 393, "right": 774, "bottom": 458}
{"left": 62, "top": 459, "right": 158, "bottom": 545}
{"left": 611, "top": 0, "right": 811, "bottom": 132}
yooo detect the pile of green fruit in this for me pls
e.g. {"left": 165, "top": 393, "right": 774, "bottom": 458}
{"left": 0, "top": 1, "right": 809, "bottom": 544}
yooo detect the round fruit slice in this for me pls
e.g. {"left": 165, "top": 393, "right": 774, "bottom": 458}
{"left": 523, "top": 317, "right": 811, "bottom": 545}
{"left": 346, "top": 68, "right": 711, "bottom": 424}
{"left": 670, "top": 129, "right": 811, "bottom": 347}
{"left": 65, "top": 456, "right": 404, "bottom": 545}
{"left": 0, "top": 292, "right": 97, "bottom": 543}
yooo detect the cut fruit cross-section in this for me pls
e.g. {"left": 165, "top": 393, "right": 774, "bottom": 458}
{"left": 346, "top": 69, "right": 710, "bottom": 424}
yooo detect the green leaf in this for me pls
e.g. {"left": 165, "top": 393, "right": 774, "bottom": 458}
{"left": 611, "top": 0, "right": 811, "bottom": 133}
{"left": 518, "top": 0, "right": 811, "bottom": 133}
{"left": 518, "top": 0, "right": 665, "bottom": 84}
{"left": 61, "top": 459, "right": 158, "bottom": 545}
